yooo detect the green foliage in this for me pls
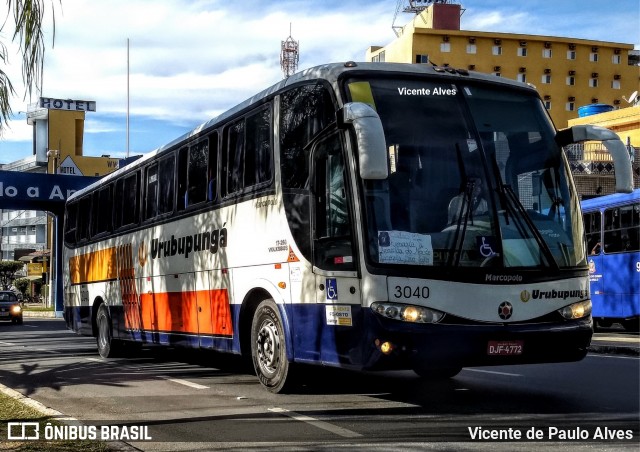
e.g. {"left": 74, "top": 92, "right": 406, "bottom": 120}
{"left": 0, "top": 1, "right": 58, "bottom": 132}
{"left": 14, "top": 277, "right": 30, "bottom": 295}
{"left": 0, "top": 260, "right": 25, "bottom": 289}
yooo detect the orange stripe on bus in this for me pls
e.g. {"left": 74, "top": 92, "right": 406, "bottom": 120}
{"left": 139, "top": 289, "right": 232, "bottom": 336}
{"left": 69, "top": 247, "right": 119, "bottom": 285}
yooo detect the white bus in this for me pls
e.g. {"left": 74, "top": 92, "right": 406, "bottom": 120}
{"left": 63, "top": 62, "right": 633, "bottom": 392}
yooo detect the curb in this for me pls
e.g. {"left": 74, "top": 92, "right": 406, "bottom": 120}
{"left": 588, "top": 344, "right": 640, "bottom": 357}
{"left": 0, "top": 383, "right": 140, "bottom": 451}
{"left": 22, "top": 311, "right": 57, "bottom": 318}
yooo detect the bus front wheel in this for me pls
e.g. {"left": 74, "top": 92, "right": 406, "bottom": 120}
{"left": 251, "top": 299, "right": 293, "bottom": 393}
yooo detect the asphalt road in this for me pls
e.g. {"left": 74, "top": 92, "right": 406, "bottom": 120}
{"left": 0, "top": 318, "right": 638, "bottom": 451}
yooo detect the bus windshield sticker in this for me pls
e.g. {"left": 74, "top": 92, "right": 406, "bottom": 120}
{"left": 347, "top": 81, "right": 376, "bottom": 110}
{"left": 378, "top": 231, "right": 433, "bottom": 266}
{"left": 326, "top": 278, "right": 338, "bottom": 302}
{"left": 325, "top": 305, "right": 352, "bottom": 326}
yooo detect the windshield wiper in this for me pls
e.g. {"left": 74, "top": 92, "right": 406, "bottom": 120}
{"left": 502, "top": 184, "right": 559, "bottom": 271}
{"left": 447, "top": 179, "right": 475, "bottom": 267}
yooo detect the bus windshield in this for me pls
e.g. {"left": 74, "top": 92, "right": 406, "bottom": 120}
{"left": 345, "top": 76, "right": 585, "bottom": 269}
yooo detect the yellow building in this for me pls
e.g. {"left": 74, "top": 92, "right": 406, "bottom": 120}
{"left": 27, "top": 97, "right": 121, "bottom": 177}
{"left": 367, "top": 2, "right": 639, "bottom": 128}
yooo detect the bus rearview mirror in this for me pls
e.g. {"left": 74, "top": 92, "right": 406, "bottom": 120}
{"left": 555, "top": 125, "right": 633, "bottom": 194}
{"left": 341, "top": 102, "right": 389, "bottom": 180}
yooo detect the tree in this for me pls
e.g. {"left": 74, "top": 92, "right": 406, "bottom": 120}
{"left": 0, "top": 0, "right": 58, "bottom": 132}
{"left": 14, "top": 277, "right": 30, "bottom": 296}
{"left": 0, "top": 261, "right": 25, "bottom": 289}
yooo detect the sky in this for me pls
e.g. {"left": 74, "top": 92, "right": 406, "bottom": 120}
{"left": 0, "top": 0, "right": 638, "bottom": 164}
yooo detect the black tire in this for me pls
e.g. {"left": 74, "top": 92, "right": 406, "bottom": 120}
{"left": 96, "top": 304, "right": 117, "bottom": 358}
{"left": 623, "top": 318, "right": 640, "bottom": 333}
{"left": 413, "top": 366, "right": 462, "bottom": 379}
{"left": 251, "top": 299, "right": 293, "bottom": 393}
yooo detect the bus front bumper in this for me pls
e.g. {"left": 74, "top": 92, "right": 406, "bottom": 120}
{"left": 360, "top": 313, "right": 593, "bottom": 371}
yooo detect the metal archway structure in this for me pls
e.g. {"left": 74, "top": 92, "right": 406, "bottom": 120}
{"left": 0, "top": 170, "right": 99, "bottom": 314}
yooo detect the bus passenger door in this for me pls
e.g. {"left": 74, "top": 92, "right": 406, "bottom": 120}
{"left": 311, "top": 133, "right": 361, "bottom": 363}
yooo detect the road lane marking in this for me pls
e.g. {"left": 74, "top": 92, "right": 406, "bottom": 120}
{"left": 587, "top": 354, "right": 639, "bottom": 360}
{"left": 463, "top": 368, "right": 522, "bottom": 377}
{"left": 160, "top": 376, "right": 209, "bottom": 389}
{"left": 268, "top": 407, "right": 362, "bottom": 438}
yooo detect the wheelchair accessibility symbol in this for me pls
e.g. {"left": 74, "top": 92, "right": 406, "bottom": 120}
{"left": 326, "top": 278, "right": 338, "bottom": 302}
{"left": 478, "top": 236, "right": 497, "bottom": 258}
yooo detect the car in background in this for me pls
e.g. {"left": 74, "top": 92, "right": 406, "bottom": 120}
{"left": 0, "top": 291, "right": 23, "bottom": 324}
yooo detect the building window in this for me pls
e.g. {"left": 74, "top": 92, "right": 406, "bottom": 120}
{"left": 567, "top": 50, "right": 576, "bottom": 60}
{"left": 440, "top": 42, "right": 451, "bottom": 52}
{"left": 612, "top": 54, "right": 621, "bottom": 64}
{"left": 517, "top": 73, "right": 527, "bottom": 83}
{"left": 544, "top": 101, "right": 552, "bottom": 110}
{"left": 590, "top": 52, "right": 599, "bottom": 62}
{"left": 493, "top": 72, "right": 501, "bottom": 77}
{"left": 541, "top": 74, "right": 551, "bottom": 84}
{"left": 612, "top": 80, "right": 621, "bottom": 89}
{"left": 372, "top": 51, "right": 386, "bottom": 62}
{"left": 566, "top": 102, "right": 575, "bottom": 111}
{"left": 517, "top": 47, "right": 527, "bottom": 57}
{"left": 415, "top": 54, "right": 429, "bottom": 64}
{"left": 589, "top": 78, "right": 599, "bottom": 88}
{"left": 542, "top": 48, "right": 552, "bottom": 58}
{"left": 566, "top": 76, "right": 575, "bottom": 86}
{"left": 492, "top": 45, "right": 502, "bottom": 56}
{"left": 466, "top": 44, "right": 476, "bottom": 54}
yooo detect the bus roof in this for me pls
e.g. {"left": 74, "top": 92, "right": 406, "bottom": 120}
{"left": 581, "top": 188, "right": 640, "bottom": 211}
{"left": 70, "top": 61, "right": 537, "bottom": 201}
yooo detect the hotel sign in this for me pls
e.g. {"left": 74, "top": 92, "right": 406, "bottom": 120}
{"left": 39, "top": 97, "right": 96, "bottom": 112}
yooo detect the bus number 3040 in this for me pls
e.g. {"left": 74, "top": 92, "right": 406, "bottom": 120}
{"left": 394, "top": 285, "right": 430, "bottom": 299}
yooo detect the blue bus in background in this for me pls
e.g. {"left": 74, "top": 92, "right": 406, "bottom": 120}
{"left": 582, "top": 189, "right": 640, "bottom": 331}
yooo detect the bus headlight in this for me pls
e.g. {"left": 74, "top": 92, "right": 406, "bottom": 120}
{"left": 558, "top": 300, "right": 592, "bottom": 320}
{"left": 371, "top": 302, "right": 444, "bottom": 324}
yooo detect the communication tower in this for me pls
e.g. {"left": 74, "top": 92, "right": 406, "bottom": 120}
{"left": 280, "top": 24, "right": 299, "bottom": 79}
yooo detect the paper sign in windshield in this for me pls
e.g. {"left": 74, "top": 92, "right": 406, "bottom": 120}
{"left": 378, "top": 231, "right": 433, "bottom": 265}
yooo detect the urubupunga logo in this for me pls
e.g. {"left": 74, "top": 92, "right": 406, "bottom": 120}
{"left": 151, "top": 228, "right": 227, "bottom": 259}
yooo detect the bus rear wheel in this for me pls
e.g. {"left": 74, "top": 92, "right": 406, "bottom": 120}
{"left": 251, "top": 299, "right": 293, "bottom": 393}
{"left": 96, "top": 304, "right": 117, "bottom": 358}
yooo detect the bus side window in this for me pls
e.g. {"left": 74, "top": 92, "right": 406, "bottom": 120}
{"left": 224, "top": 119, "right": 245, "bottom": 197}
{"left": 223, "top": 106, "right": 272, "bottom": 198}
{"left": 603, "top": 205, "right": 640, "bottom": 253}
{"left": 145, "top": 163, "right": 159, "bottom": 219}
{"left": 116, "top": 173, "right": 139, "bottom": 228}
{"left": 92, "top": 184, "right": 113, "bottom": 236}
{"left": 208, "top": 132, "right": 218, "bottom": 201}
{"left": 584, "top": 211, "right": 601, "bottom": 255}
{"left": 77, "top": 196, "right": 92, "bottom": 242}
{"left": 178, "top": 137, "right": 212, "bottom": 211}
{"left": 177, "top": 147, "right": 188, "bottom": 211}
{"left": 64, "top": 202, "right": 78, "bottom": 245}
{"left": 312, "top": 133, "right": 355, "bottom": 271}
{"left": 145, "top": 155, "right": 175, "bottom": 219}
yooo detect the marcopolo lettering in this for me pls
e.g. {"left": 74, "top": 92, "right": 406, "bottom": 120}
{"left": 532, "top": 289, "right": 587, "bottom": 300}
{"left": 151, "top": 227, "right": 227, "bottom": 259}
{"left": 485, "top": 274, "right": 523, "bottom": 283}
